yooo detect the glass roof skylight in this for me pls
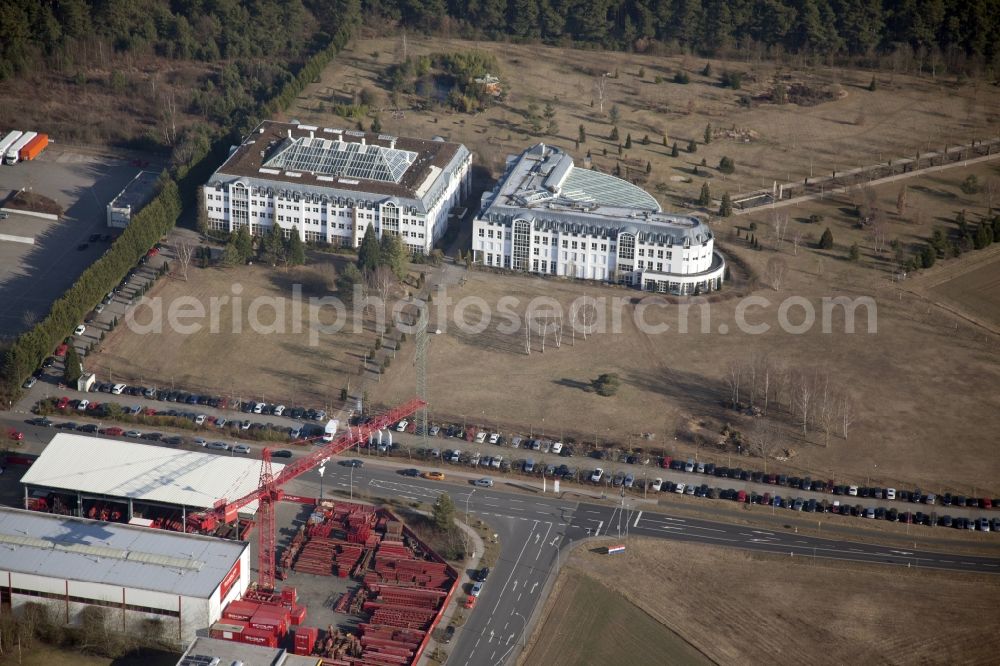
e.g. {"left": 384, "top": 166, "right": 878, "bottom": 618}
{"left": 265, "top": 136, "right": 416, "bottom": 183}
{"left": 561, "top": 168, "right": 660, "bottom": 211}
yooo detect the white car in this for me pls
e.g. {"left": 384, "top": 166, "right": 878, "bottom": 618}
{"left": 206, "top": 441, "right": 229, "bottom": 451}
{"left": 488, "top": 432, "right": 500, "bottom": 445}
{"left": 76, "top": 399, "right": 90, "bottom": 411}
{"left": 94, "top": 303, "right": 105, "bottom": 314}
{"left": 531, "top": 439, "right": 542, "bottom": 451}
{"left": 590, "top": 468, "right": 604, "bottom": 483}
{"left": 474, "top": 478, "right": 494, "bottom": 487}
{"left": 490, "top": 456, "right": 502, "bottom": 469}
{"left": 216, "top": 417, "right": 228, "bottom": 428}
{"left": 651, "top": 477, "right": 663, "bottom": 492}
{"left": 193, "top": 438, "right": 207, "bottom": 447}
{"left": 124, "top": 430, "right": 142, "bottom": 438}
{"left": 550, "top": 441, "right": 563, "bottom": 455}
{"left": 848, "top": 485, "right": 859, "bottom": 496}
{"left": 111, "top": 383, "right": 126, "bottom": 395}
{"left": 396, "top": 420, "right": 408, "bottom": 432}
{"left": 232, "top": 444, "right": 251, "bottom": 455}
{"left": 674, "top": 482, "right": 686, "bottom": 494}
{"left": 475, "top": 431, "right": 487, "bottom": 444}
{"left": 253, "top": 402, "right": 264, "bottom": 414}
{"left": 886, "top": 488, "right": 896, "bottom": 500}
{"left": 240, "top": 420, "right": 251, "bottom": 430}
{"left": 194, "top": 414, "right": 207, "bottom": 426}
{"left": 510, "top": 437, "right": 522, "bottom": 449}
{"left": 448, "top": 450, "right": 461, "bottom": 463}
{"left": 273, "top": 405, "right": 285, "bottom": 416}
{"left": 470, "top": 581, "right": 484, "bottom": 597}
{"left": 74, "top": 325, "right": 86, "bottom": 336}
{"left": 470, "top": 452, "right": 481, "bottom": 466}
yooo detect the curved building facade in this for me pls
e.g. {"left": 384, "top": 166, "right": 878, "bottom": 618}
{"left": 472, "top": 144, "right": 725, "bottom": 294}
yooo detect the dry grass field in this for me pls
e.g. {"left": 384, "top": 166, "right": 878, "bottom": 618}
{"left": 521, "top": 568, "right": 711, "bottom": 666}
{"left": 88, "top": 258, "right": 375, "bottom": 410}
{"left": 522, "top": 538, "right": 1000, "bottom": 666}
{"left": 288, "top": 34, "right": 1000, "bottom": 208}
{"left": 375, "top": 161, "right": 1000, "bottom": 494}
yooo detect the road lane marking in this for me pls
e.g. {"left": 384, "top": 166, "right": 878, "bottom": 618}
{"left": 633, "top": 511, "right": 643, "bottom": 528}
{"left": 490, "top": 520, "right": 538, "bottom": 616}
{"left": 593, "top": 520, "right": 604, "bottom": 537}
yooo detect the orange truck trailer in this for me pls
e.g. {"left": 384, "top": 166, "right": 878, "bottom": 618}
{"left": 18, "top": 133, "right": 48, "bottom": 161}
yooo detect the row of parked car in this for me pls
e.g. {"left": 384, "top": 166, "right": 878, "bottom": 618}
{"left": 636, "top": 478, "right": 998, "bottom": 532}
{"left": 87, "top": 383, "right": 331, "bottom": 423}
{"left": 40, "top": 396, "right": 324, "bottom": 442}
{"left": 659, "top": 457, "right": 999, "bottom": 510}
{"left": 25, "top": 416, "right": 295, "bottom": 458}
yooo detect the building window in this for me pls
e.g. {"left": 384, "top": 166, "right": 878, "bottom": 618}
{"left": 479, "top": 228, "right": 485, "bottom": 237}
{"left": 618, "top": 234, "right": 635, "bottom": 260}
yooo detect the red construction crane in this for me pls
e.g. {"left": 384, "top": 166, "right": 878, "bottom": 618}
{"left": 189, "top": 397, "right": 425, "bottom": 593}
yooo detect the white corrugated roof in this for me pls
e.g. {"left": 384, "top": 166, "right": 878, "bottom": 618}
{"left": 21, "top": 434, "right": 284, "bottom": 513}
{"left": 0, "top": 507, "right": 245, "bottom": 598}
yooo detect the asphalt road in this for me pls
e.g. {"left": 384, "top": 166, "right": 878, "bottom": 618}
{"left": 2, "top": 421, "right": 999, "bottom": 666}
{"left": 286, "top": 460, "right": 1000, "bottom": 666}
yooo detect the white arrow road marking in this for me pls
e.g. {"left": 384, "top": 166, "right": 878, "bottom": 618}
{"left": 489, "top": 630, "right": 494, "bottom": 643}
{"left": 549, "top": 536, "right": 561, "bottom": 546}
{"left": 633, "top": 511, "right": 643, "bottom": 527}
{"left": 534, "top": 533, "right": 540, "bottom": 544}
{"left": 594, "top": 520, "right": 604, "bottom": 537}
{"left": 507, "top": 634, "right": 514, "bottom": 645}
{"left": 531, "top": 582, "right": 538, "bottom": 594}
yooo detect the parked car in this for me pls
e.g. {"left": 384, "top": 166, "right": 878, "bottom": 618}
{"left": 124, "top": 430, "right": 142, "bottom": 438}
{"left": 650, "top": 478, "right": 663, "bottom": 492}
{"left": 74, "top": 324, "right": 86, "bottom": 336}
{"left": 76, "top": 400, "right": 90, "bottom": 411}
{"left": 488, "top": 432, "right": 500, "bottom": 445}
{"left": 475, "top": 431, "right": 488, "bottom": 444}
{"left": 8, "top": 429, "right": 24, "bottom": 441}
{"left": 470, "top": 582, "right": 483, "bottom": 597}
{"left": 206, "top": 441, "right": 229, "bottom": 451}
{"left": 396, "top": 420, "right": 409, "bottom": 432}
{"left": 590, "top": 468, "right": 604, "bottom": 483}
{"left": 232, "top": 444, "right": 251, "bottom": 455}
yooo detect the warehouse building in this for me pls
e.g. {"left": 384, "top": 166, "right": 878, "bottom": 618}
{"left": 20, "top": 434, "right": 283, "bottom": 530}
{"left": 203, "top": 120, "right": 472, "bottom": 254}
{"left": 0, "top": 507, "right": 248, "bottom": 646}
{"left": 472, "top": 143, "right": 726, "bottom": 294}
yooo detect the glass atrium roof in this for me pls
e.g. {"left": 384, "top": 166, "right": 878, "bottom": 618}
{"left": 265, "top": 136, "right": 417, "bottom": 183}
{"left": 560, "top": 167, "right": 661, "bottom": 211}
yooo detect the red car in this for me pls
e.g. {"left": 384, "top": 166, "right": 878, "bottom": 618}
{"left": 146, "top": 246, "right": 159, "bottom": 257}
{"left": 143, "top": 407, "right": 158, "bottom": 416}
{"left": 56, "top": 396, "right": 70, "bottom": 410}
{"left": 8, "top": 429, "right": 23, "bottom": 441}
{"left": 660, "top": 456, "right": 672, "bottom": 469}
{"left": 86, "top": 401, "right": 101, "bottom": 411}
{"left": 463, "top": 595, "right": 477, "bottom": 610}
{"left": 99, "top": 427, "right": 124, "bottom": 436}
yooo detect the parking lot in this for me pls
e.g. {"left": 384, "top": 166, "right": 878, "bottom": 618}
{"left": 0, "top": 144, "right": 163, "bottom": 338}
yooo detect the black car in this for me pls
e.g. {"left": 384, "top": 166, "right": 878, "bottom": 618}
{"left": 77, "top": 424, "right": 98, "bottom": 433}
{"left": 289, "top": 407, "right": 305, "bottom": 419}
{"left": 271, "top": 450, "right": 293, "bottom": 458}
{"left": 401, "top": 468, "right": 420, "bottom": 477}
{"left": 32, "top": 367, "right": 44, "bottom": 379}
{"left": 140, "top": 432, "right": 163, "bottom": 441}
{"left": 57, "top": 421, "right": 78, "bottom": 430}
{"left": 442, "top": 625, "right": 455, "bottom": 645}
{"left": 478, "top": 567, "right": 490, "bottom": 582}
{"left": 26, "top": 417, "right": 53, "bottom": 427}
{"left": 164, "top": 436, "right": 185, "bottom": 446}
{"left": 42, "top": 357, "right": 55, "bottom": 368}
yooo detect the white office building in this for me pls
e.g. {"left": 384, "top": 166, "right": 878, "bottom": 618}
{"left": 472, "top": 144, "right": 726, "bottom": 294}
{"left": 203, "top": 120, "right": 472, "bottom": 254}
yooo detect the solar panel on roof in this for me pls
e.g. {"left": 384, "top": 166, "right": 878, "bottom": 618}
{"left": 263, "top": 136, "right": 416, "bottom": 183}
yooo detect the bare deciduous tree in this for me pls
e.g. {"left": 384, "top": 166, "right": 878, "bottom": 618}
{"left": 749, "top": 418, "right": 779, "bottom": 473}
{"left": 368, "top": 265, "right": 395, "bottom": 305}
{"left": 176, "top": 239, "right": 194, "bottom": 281}
{"left": 815, "top": 372, "right": 835, "bottom": 446}
{"left": 868, "top": 211, "right": 889, "bottom": 254}
{"left": 792, "top": 369, "right": 813, "bottom": 435}
{"left": 726, "top": 360, "right": 743, "bottom": 408}
{"left": 839, "top": 393, "right": 857, "bottom": 440}
{"left": 766, "top": 257, "right": 787, "bottom": 291}
{"left": 792, "top": 229, "right": 802, "bottom": 256}
{"left": 896, "top": 185, "right": 908, "bottom": 215}
{"left": 771, "top": 210, "right": 789, "bottom": 245}
{"left": 594, "top": 74, "right": 608, "bottom": 115}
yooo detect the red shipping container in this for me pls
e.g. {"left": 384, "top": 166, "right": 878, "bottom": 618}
{"left": 294, "top": 626, "right": 318, "bottom": 655}
{"left": 289, "top": 605, "right": 307, "bottom": 625}
{"left": 281, "top": 586, "right": 298, "bottom": 604}
{"left": 222, "top": 601, "right": 260, "bottom": 621}
{"left": 240, "top": 627, "right": 278, "bottom": 648}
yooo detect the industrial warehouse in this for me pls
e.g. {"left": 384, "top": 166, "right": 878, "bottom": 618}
{"left": 0, "top": 506, "right": 248, "bottom": 645}
{"left": 472, "top": 143, "right": 727, "bottom": 294}
{"left": 20, "top": 434, "right": 284, "bottom": 531}
{"left": 202, "top": 120, "right": 472, "bottom": 254}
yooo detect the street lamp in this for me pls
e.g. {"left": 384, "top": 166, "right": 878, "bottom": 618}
{"left": 465, "top": 489, "right": 477, "bottom": 554}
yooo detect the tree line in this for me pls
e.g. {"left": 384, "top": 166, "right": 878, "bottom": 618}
{"left": 725, "top": 352, "right": 857, "bottom": 451}
{"left": 367, "top": 0, "right": 998, "bottom": 69}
